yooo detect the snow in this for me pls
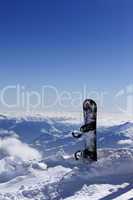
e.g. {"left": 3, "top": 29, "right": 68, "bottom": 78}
{"left": 0, "top": 137, "right": 42, "bottom": 161}
{"left": 118, "top": 139, "right": 133, "bottom": 145}
{"left": 0, "top": 114, "right": 133, "bottom": 200}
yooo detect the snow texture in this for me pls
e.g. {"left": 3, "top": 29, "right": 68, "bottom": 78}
{"left": 0, "top": 114, "right": 132, "bottom": 200}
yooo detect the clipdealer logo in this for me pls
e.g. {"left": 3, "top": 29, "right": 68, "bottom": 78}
{"left": 0, "top": 84, "right": 107, "bottom": 112}
{"left": 1, "top": 84, "right": 133, "bottom": 115}
{"left": 0, "top": 85, "right": 58, "bottom": 111}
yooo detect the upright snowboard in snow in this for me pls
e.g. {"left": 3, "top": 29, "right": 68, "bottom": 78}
{"left": 72, "top": 99, "right": 97, "bottom": 161}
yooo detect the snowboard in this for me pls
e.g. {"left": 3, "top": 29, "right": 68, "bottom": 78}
{"left": 72, "top": 99, "right": 97, "bottom": 161}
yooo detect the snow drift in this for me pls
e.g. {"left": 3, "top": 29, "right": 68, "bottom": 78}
{"left": 0, "top": 131, "right": 42, "bottom": 183}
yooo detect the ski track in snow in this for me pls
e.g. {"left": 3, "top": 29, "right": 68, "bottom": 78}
{"left": 0, "top": 115, "right": 133, "bottom": 200}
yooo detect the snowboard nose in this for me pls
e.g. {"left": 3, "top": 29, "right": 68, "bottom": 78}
{"left": 83, "top": 99, "right": 97, "bottom": 112}
{"left": 83, "top": 100, "right": 91, "bottom": 110}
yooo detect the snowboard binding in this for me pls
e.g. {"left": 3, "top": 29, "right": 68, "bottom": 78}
{"left": 74, "top": 149, "right": 97, "bottom": 161}
{"left": 72, "top": 131, "right": 82, "bottom": 138}
{"left": 80, "top": 122, "right": 96, "bottom": 133}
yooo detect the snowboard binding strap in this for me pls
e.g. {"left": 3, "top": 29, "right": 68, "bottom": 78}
{"left": 80, "top": 121, "right": 96, "bottom": 133}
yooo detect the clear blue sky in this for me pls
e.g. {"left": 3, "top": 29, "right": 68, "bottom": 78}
{"left": 0, "top": 0, "right": 133, "bottom": 113}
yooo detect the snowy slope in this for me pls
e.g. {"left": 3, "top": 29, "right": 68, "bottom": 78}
{"left": 0, "top": 114, "right": 133, "bottom": 200}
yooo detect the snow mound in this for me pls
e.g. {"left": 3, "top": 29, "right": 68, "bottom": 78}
{"left": 0, "top": 137, "right": 41, "bottom": 162}
{"left": 0, "top": 156, "right": 30, "bottom": 183}
{"left": 0, "top": 133, "right": 46, "bottom": 183}
{"left": 57, "top": 148, "right": 133, "bottom": 199}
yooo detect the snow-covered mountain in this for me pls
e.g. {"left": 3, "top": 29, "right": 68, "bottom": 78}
{"left": 0, "top": 114, "right": 133, "bottom": 200}
{"left": 98, "top": 122, "right": 133, "bottom": 148}
{"left": 0, "top": 115, "right": 79, "bottom": 143}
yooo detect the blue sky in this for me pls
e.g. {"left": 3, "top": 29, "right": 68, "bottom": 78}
{"left": 0, "top": 0, "right": 133, "bottom": 113}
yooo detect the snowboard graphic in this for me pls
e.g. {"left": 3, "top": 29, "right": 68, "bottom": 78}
{"left": 72, "top": 99, "right": 97, "bottom": 161}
